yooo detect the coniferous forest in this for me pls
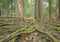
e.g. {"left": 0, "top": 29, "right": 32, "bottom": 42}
{"left": 0, "top": 0, "right": 60, "bottom": 42}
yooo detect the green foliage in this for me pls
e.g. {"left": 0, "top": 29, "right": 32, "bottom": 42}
{"left": 0, "top": 0, "right": 57, "bottom": 18}
{"left": 43, "top": 0, "right": 57, "bottom": 20}
{"left": 0, "top": 0, "right": 18, "bottom": 17}
{"left": 22, "top": 0, "right": 36, "bottom": 18}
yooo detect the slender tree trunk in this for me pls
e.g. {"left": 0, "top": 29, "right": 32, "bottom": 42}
{"left": 35, "top": 0, "right": 43, "bottom": 21}
{"left": 0, "top": 11, "right": 1, "bottom": 16}
{"left": 35, "top": 0, "right": 44, "bottom": 29}
{"left": 57, "top": 0, "right": 60, "bottom": 20}
{"left": 17, "top": 0, "right": 24, "bottom": 21}
{"left": 49, "top": 0, "right": 51, "bottom": 20}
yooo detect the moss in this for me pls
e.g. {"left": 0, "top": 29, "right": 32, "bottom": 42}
{"left": 50, "top": 27, "right": 60, "bottom": 31}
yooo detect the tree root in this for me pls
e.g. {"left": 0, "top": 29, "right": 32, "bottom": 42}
{"left": 0, "top": 20, "right": 60, "bottom": 42}
{"left": 0, "top": 29, "right": 35, "bottom": 42}
{"left": 0, "top": 20, "right": 35, "bottom": 42}
{"left": 36, "top": 29, "right": 60, "bottom": 42}
{"left": 35, "top": 22, "right": 60, "bottom": 42}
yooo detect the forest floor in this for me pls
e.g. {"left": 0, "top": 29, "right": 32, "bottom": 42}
{"left": 18, "top": 20, "right": 60, "bottom": 42}
{"left": 0, "top": 17, "right": 60, "bottom": 42}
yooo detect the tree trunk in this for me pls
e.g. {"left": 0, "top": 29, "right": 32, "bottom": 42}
{"left": 16, "top": 0, "right": 24, "bottom": 42}
{"left": 0, "top": 11, "right": 1, "bottom": 16}
{"left": 17, "top": 0, "right": 24, "bottom": 21}
{"left": 35, "top": 0, "right": 44, "bottom": 29}
{"left": 49, "top": 0, "right": 51, "bottom": 20}
{"left": 57, "top": 0, "right": 60, "bottom": 20}
{"left": 35, "top": 0, "right": 43, "bottom": 21}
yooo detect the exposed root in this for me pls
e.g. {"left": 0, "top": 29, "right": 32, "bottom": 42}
{"left": 0, "top": 20, "right": 60, "bottom": 42}
{"left": 37, "top": 29, "right": 60, "bottom": 42}
{"left": 35, "top": 21, "right": 60, "bottom": 42}
{"left": 0, "top": 20, "right": 35, "bottom": 42}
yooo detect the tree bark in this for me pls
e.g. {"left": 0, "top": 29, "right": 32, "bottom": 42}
{"left": 16, "top": 0, "right": 24, "bottom": 41}
{"left": 17, "top": 0, "right": 24, "bottom": 21}
{"left": 57, "top": 0, "right": 60, "bottom": 20}
{"left": 49, "top": 0, "right": 52, "bottom": 20}
{"left": 0, "top": 11, "right": 1, "bottom": 16}
{"left": 35, "top": 0, "right": 43, "bottom": 21}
